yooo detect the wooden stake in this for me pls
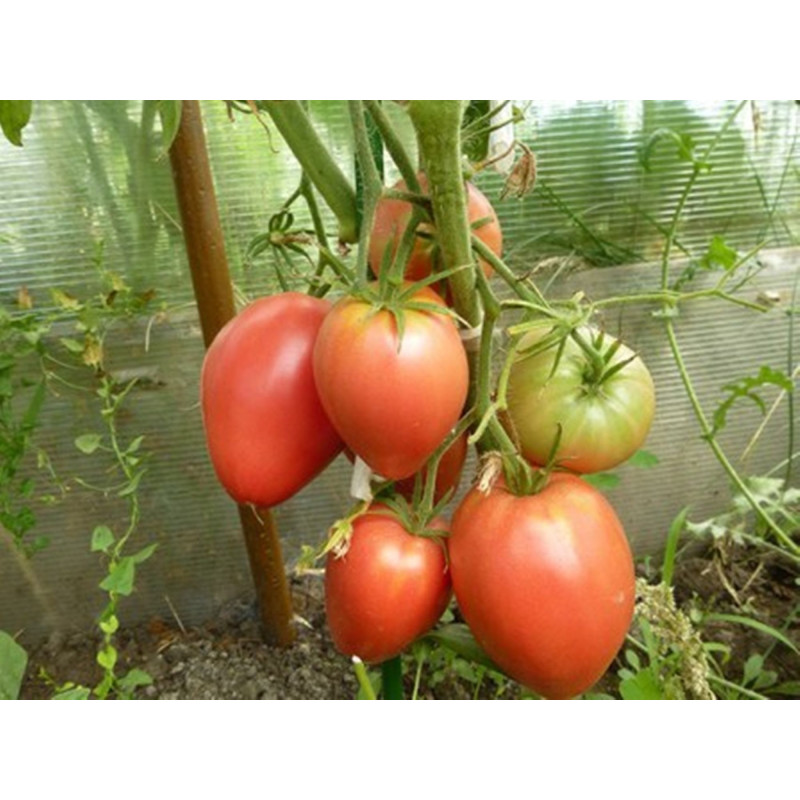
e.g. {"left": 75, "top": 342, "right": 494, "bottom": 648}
{"left": 169, "top": 100, "right": 295, "bottom": 646}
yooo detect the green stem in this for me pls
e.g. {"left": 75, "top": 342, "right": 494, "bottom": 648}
{"left": 381, "top": 656, "right": 405, "bottom": 699}
{"left": 665, "top": 320, "right": 799, "bottom": 555}
{"left": 261, "top": 101, "right": 358, "bottom": 243}
{"left": 407, "top": 101, "right": 480, "bottom": 327}
{"left": 408, "top": 101, "right": 483, "bottom": 417}
{"left": 653, "top": 100, "right": 798, "bottom": 552}
{"left": 364, "top": 101, "right": 420, "bottom": 192}
{"left": 352, "top": 656, "right": 377, "bottom": 700}
{"left": 785, "top": 267, "right": 799, "bottom": 488}
{"left": 660, "top": 100, "right": 747, "bottom": 291}
{"left": 471, "top": 235, "right": 548, "bottom": 306}
{"left": 471, "top": 269, "right": 534, "bottom": 494}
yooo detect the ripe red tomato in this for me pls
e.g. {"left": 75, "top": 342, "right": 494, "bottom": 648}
{"left": 325, "top": 505, "right": 452, "bottom": 664}
{"left": 201, "top": 293, "right": 343, "bottom": 507}
{"left": 312, "top": 284, "right": 469, "bottom": 480}
{"left": 505, "top": 325, "right": 655, "bottom": 473}
{"left": 368, "top": 174, "right": 502, "bottom": 283}
{"left": 449, "top": 472, "right": 635, "bottom": 699}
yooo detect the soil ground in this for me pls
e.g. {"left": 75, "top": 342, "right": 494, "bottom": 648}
{"left": 19, "top": 542, "right": 800, "bottom": 700}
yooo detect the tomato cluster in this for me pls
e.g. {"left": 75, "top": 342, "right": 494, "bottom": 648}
{"left": 200, "top": 177, "right": 654, "bottom": 700}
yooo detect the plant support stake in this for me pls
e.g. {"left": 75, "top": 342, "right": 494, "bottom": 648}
{"left": 169, "top": 100, "right": 296, "bottom": 646}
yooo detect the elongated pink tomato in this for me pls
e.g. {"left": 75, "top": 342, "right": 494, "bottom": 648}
{"left": 201, "top": 293, "right": 343, "bottom": 507}
{"left": 449, "top": 472, "right": 635, "bottom": 699}
{"left": 312, "top": 284, "right": 469, "bottom": 480}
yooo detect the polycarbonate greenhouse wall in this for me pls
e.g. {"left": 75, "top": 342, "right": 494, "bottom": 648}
{"left": 1, "top": 100, "right": 798, "bottom": 639}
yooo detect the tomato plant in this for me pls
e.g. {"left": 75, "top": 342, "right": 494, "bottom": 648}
{"left": 368, "top": 174, "right": 502, "bottom": 283}
{"left": 201, "top": 292, "right": 343, "bottom": 507}
{"left": 312, "top": 284, "right": 469, "bottom": 480}
{"left": 448, "top": 471, "right": 635, "bottom": 699}
{"left": 344, "top": 430, "right": 469, "bottom": 504}
{"left": 394, "top": 431, "right": 469, "bottom": 504}
{"left": 325, "top": 504, "right": 452, "bottom": 664}
{"left": 505, "top": 324, "right": 656, "bottom": 473}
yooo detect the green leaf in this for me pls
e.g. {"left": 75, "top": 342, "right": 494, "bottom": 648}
{"left": 582, "top": 472, "right": 620, "bottom": 490}
{"left": 99, "top": 558, "right": 135, "bottom": 596}
{"left": 21, "top": 380, "right": 46, "bottom": 431}
{"left": 126, "top": 435, "right": 145, "bottom": 454}
{"left": 425, "top": 624, "right": 502, "bottom": 672}
{"left": 50, "top": 288, "right": 81, "bottom": 311}
{"left": 117, "top": 668, "right": 153, "bottom": 692}
{"left": 99, "top": 614, "right": 119, "bottom": 635}
{"left": 619, "top": 669, "right": 665, "bottom": 700}
{"left": 461, "top": 100, "right": 492, "bottom": 162}
{"left": 0, "top": 101, "right": 32, "bottom": 147}
{"left": 154, "top": 100, "right": 182, "bottom": 157}
{"left": 661, "top": 506, "right": 689, "bottom": 588}
{"left": 704, "top": 613, "right": 799, "bottom": 654}
{"left": 742, "top": 653, "right": 764, "bottom": 686}
{"left": 91, "top": 525, "right": 115, "bottom": 553}
{"left": 768, "top": 680, "right": 800, "bottom": 697}
{"left": 75, "top": 433, "right": 102, "bottom": 454}
{"left": 0, "top": 630, "right": 28, "bottom": 700}
{"left": 96, "top": 645, "right": 118, "bottom": 672}
{"left": 118, "top": 469, "right": 145, "bottom": 497}
{"left": 52, "top": 686, "right": 91, "bottom": 700}
{"left": 59, "top": 337, "right": 85, "bottom": 354}
{"left": 700, "top": 236, "right": 738, "bottom": 272}
{"left": 627, "top": 450, "right": 660, "bottom": 468}
{"left": 130, "top": 542, "right": 158, "bottom": 564}
{"left": 712, "top": 366, "right": 793, "bottom": 435}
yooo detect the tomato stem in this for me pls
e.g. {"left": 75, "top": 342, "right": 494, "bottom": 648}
{"left": 261, "top": 101, "right": 359, "bottom": 244}
{"left": 470, "top": 235, "right": 549, "bottom": 308}
{"left": 364, "top": 101, "right": 421, "bottom": 193}
{"left": 408, "top": 102, "right": 481, "bottom": 328}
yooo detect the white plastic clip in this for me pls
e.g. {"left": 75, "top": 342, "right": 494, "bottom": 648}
{"left": 349, "top": 456, "right": 374, "bottom": 502}
{"left": 460, "top": 322, "right": 483, "bottom": 352}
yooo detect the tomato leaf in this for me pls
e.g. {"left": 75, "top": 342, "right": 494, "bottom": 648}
{"left": 0, "top": 100, "right": 32, "bottom": 146}
{"left": 582, "top": 472, "right": 620, "bottom": 490}
{"left": 700, "top": 235, "right": 738, "bottom": 272}
{"left": 712, "top": 366, "right": 793, "bottom": 435}
{"left": 425, "top": 623, "right": 503, "bottom": 673}
{"left": 627, "top": 449, "right": 660, "bottom": 468}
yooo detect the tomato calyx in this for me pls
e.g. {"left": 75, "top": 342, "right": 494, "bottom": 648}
{"left": 316, "top": 497, "right": 448, "bottom": 568}
{"left": 569, "top": 327, "right": 641, "bottom": 389}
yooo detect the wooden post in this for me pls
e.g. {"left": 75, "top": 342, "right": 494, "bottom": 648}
{"left": 169, "top": 100, "right": 295, "bottom": 646}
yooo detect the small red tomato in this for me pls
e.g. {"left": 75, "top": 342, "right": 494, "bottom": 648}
{"left": 201, "top": 293, "right": 343, "bottom": 507}
{"left": 312, "top": 284, "right": 469, "bottom": 480}
{"left": 449, "top": 472, "right": 635, "bottom": 699}
{"left": 325, "top": 505, "right": 452, "bottom": 664}
{"left": 369, "top": 174, "right": 502, "bottom": 282}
